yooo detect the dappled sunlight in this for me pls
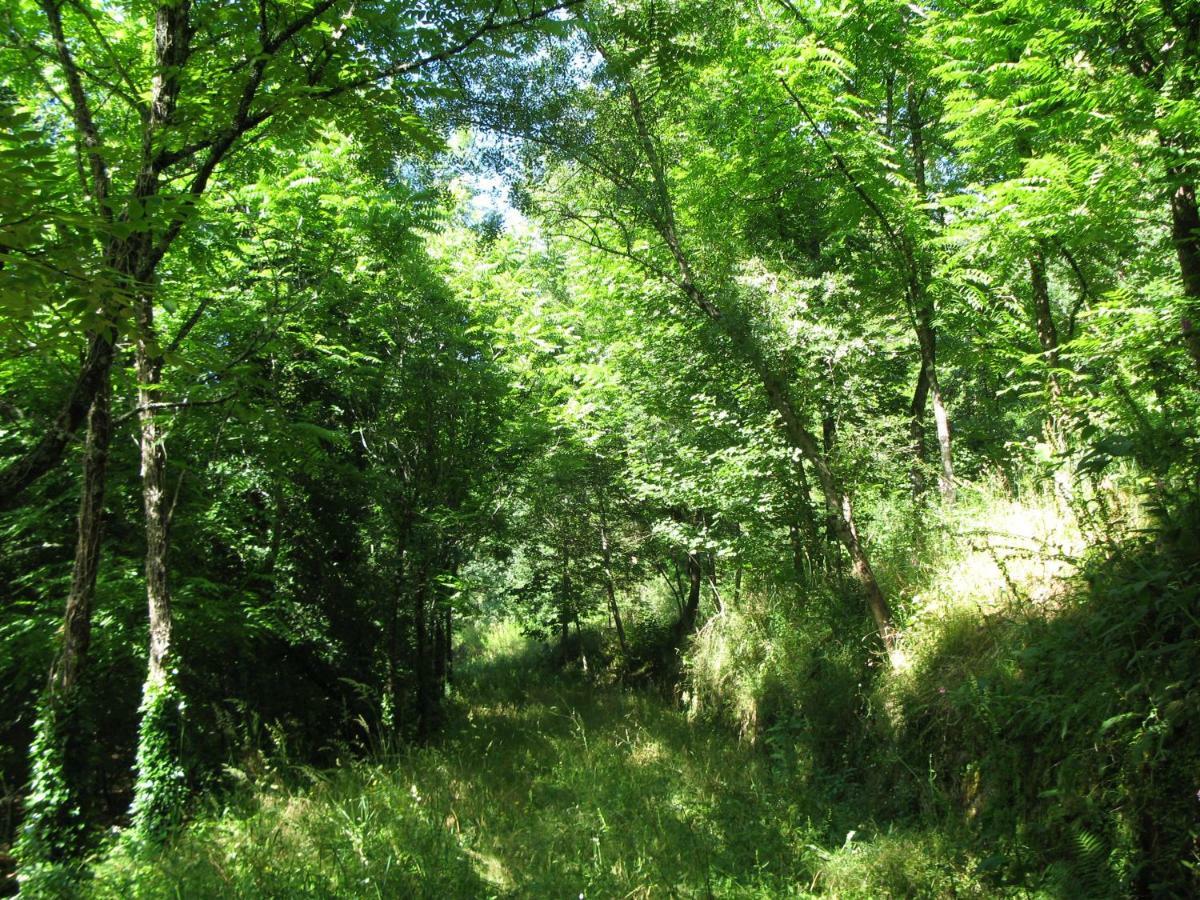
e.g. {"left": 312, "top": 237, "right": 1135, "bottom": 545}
{"left": 910, "top": 490, "right": 1092, "bottom": 620}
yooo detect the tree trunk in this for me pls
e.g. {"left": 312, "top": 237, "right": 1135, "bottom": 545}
{"left": 414, "top": 580, "right": 435, "bottom": 739}
{"left": 0, "top": 333, "right": 115, "bottom": 511}
{"left": 127, "top": 288, "right": 190, "bottom": 844}
{"left": 1029, "top": 248, "right": 1063, "bottom": 406}
{"left": 907, "top": 85, "right": 955, "bottom": 503}
{"left": 1029, "top": 247, "right": 1070, "bottom": 462}
{"left": 789, "top": 455, "right": 822, "bottom": 575}
{"left": 908, "top": 361, "right": 930, "bottom": 498}
{"left": 49, "top": 377, "right": 112, "bottom": 698}
{"left": 914, "top": 314, "right": 955, "bottom": 503}
{"left": 673, "top": 550, "right": 702, "bottom": 640}
{"left": 1170, "top": 177, "right": 1200, "bottom": 377}
{"left": 763, "top": 373, "right": 896, "bottom": 649}
{"left": 558, "top": 547, "right": 572, "bottom": 664}
{"left": 597, "top": 501, "right": 628, "bottom": 656}
{"left": 442, "top": 604, "right": 453, "bottom": 686}
{"left": 19, "top": 372, "right": 113, "bottom": 866}
{"left": 135, "top": 297, "right": 173, "bottom": 690}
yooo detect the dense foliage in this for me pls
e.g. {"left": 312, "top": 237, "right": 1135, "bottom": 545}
{"left": 2, "top": 0, "right": 1198, "bottom": 896}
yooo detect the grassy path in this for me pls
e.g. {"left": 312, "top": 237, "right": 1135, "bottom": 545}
{"left": 88, "top": 631, "right": 966, "bottom": 898}
{"left": 411, "top": 644, "right": 816, "bottom": 897}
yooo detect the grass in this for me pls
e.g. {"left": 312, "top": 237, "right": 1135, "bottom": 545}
{"left": 81, "top": 622, "right": 994, "bottom": 898}
{"left": 76, "top": 485, "right": 1198, "bottom": 898}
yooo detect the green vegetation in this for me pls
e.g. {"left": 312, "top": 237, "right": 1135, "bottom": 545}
{"left": 3, "top": 0, "right": 1199, "bottom": 896}
{"left": 83, "top": 622, "right": 999, "bottom": 898}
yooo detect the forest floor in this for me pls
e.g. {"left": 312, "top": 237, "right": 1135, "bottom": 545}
{"left": 87, "top": 622, "right": 987, "bottom": 898}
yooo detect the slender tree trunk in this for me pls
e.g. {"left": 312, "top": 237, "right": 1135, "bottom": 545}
{"left": 907, "top": 84, "right": 955, "bottom": 503}
{"left": 558, "top": 546, "right": 572, "bottom": 664}
{"left": 673, "top": 551, "right": 702, "bottom": 640}
{"left": 49, "top": 376, "right": 112, "bottom": 699}
{"left": 0, "top": 333, "right": 116, "bottom": 511}
{"left": 908, "top": 361, "right": 930, "bottom": 498}
{"left": 914, "top": 315, "right": 955, "bottom": 503}
{"left": 762, "top": 373, "right": 896, "bottom": 648}
{"left": 18, "top": 371, "right": 113, "bottom": 867}
{"left": 442, "top": 605, "right": 452, "bottom": 686}
{"left": 414, "top": 580, "right": 434, "bottom": 739}
{"left": 599, "top": 518, "right": 628, "bottom": 656}
{"left": 135, "top": 296, "right": 173, "bottom": 690}
{"left": 788, "top": 524, "right": 805, "bottom": 578}
{"left": 128, "top": 288, "right": 190, "bottom": 844}
{"left": 1169, "top": 177, "right": 1200, "bottom": 377}
{"left": 789, "top": 455, "right": 821, "bottom": 575}
{"left": 1028, "top": 248, "right": 1076, "bottom": 502}
{"left": 385, "top": 588, "right": 400, "bottom": 732}
{"left": 431, "top": 596, "right": 446, "bottom": 697}
{"left": 1029, "top": 248, "right": 1065, "bottom": 418}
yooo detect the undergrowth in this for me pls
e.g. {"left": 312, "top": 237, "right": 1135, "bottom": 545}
{"left": 73, "top": 485, "right": 1199, "bottom": 898}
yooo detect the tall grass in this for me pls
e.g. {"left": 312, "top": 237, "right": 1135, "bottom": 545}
{"left": 683, "top": 478, "right": 1199, "bottom": 896}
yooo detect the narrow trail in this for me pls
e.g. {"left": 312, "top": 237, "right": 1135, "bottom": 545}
{"left": 391, "top": 637, "right": 833, "bottom": 897}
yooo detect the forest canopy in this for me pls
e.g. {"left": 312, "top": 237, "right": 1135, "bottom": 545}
{"left": 2, "top": 0, "right": 1199, "bottom": 896}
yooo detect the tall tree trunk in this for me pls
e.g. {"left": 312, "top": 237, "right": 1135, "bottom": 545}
{"left": 0, "top": 334, "right": 115, "bottom": 510}
{"left": 558, "top": 546, "right": 572, "bottom": 664}
{"left": 762, "top": 373, "right": 896, "bottom": 649}
{"left": 1170, "top": 177, "right": 1200, "bottom": 377}
{"left": 673, "top": 550, "right": 702, "bottom": 640}
{"left": 135, "top": 296, "right": 173, "bottom": 693}
{"left": 908, "top": 361, "right": 930, "bottom": 498}
{"left": 598, "top": 516, "right": 628, "bottom": 656}
{"left": 17, "top": 372, "right": 113, "bottom": 869}
{"left": 50, "top": 377, "right": 112, "bottom": 699}
{"left": 129, "top": 290, "right": 187, "bottom": 843}
{"left": 913, "top": 313, "right": 955, "bottom": 503}
{"left": 431, "top": 597, "right": 446, "bottom": 697}
{"left": 1029, "top": 248, "right": 1064, "bottom": 412}
{"left": 1029, "top": 247, "right": 1076, "bottom": 502}
{"left": 414, "top": 580, "right": 434, "bottom": 740}
{"left": 442, "top": 605, "right": 453, "bottom": 686}
{"left": 907, "top": 83, "right": 955, "bottom": 503}
{"left": 789, "top": 455, "right": 822, "bottom": 575}
{"left": 385, "top": 587, "right": 400, "bottom": 733}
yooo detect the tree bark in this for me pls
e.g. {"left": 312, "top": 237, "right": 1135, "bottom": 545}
{"left": 914, "top": 315, "right": 955, "bottom": 503}
{"left": 1170, "top": 177, "right": 1200, "bottom": 377}
{"left": 48, "top": 376, "right": 112, "bottom": 698}
{"left": 598, "top": 512, "right": 628, "bottom": 656}
{"left": 414, "top": 580, "right": 435, "bottom": 739}
{"left": 135, "top": 295, "right": 173, "bottom": 690}
{"left": 908, "top": 361, "right": 930, "bottom": 498}
{"left": 0, "top": 334, "right": 115, "bottom": 511}
{"left": 789, "top": 455, "right": 822, "bottom": 574}
{"left": 673, "top": 550, "right": 702, "bottom": 640}
{"left": 907, "top": 84, "right": 955, "bottom": 503}
{"left": 762, "top": 373, "right": 896, "bottom": 648}
{"left": 23, "top": 370, "right": 114, "bottom": 860}
{"left": 1029, "top": 247, "right": 1065, "bottom": 420}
